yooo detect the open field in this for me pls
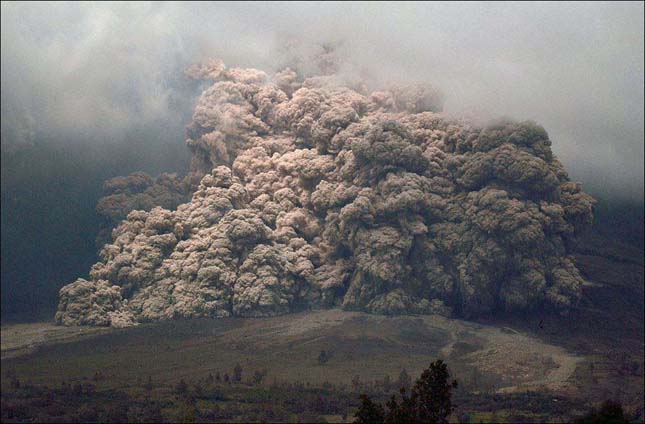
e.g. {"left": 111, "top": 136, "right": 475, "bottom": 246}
{"left": 1, "top": 309, "right": 580, "bottom": 392}
{"left": 1, "top": 310, "right": 592, "bottom": 423}
{"left": 1, "top": 234, "right": 643, "bottom": 422}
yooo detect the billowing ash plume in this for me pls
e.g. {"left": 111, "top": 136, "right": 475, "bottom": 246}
{"left": 55, "top": 59, "right": 594, "bottom": 327}
{"left": 95, "top": 172, "right": 194, "bottom": 248}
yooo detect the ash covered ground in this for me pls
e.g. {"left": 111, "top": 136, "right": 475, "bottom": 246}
{"left": 55, "top": 57, "right": 596, "bottom": 327}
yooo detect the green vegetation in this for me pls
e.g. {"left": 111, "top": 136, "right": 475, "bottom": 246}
{"left": 355, "top": 360, "right": 457, "bottom": 424}
{"left": 1, "top": 371, "right": 357, "bottom": 423}
{"left": 3, "top": 361, "right": 633, "bottom": 423}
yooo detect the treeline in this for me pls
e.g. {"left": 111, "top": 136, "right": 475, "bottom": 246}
{"left": 353, "top": 360, "right": 633, "bottom": 423}
{"left": 2, "top": 361, "right": 634, "bottom": 423}
{"left": 2, "top": 365, "right": 360, "bottom": 423}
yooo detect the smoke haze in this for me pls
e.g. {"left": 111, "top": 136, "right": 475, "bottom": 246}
{"left": 2, "top": 2, "right": 643, "bottom": 198}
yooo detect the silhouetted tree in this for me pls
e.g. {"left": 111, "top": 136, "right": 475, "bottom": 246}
{"left": 354, "top": 360, "right": 458, "bottom": 424}
{"left": 409, "top": 360, "right": 458, "bottom": 423}
{"left": 60, "top": 381, "right": 70, "bottom": 394}
{"left": 72, "top": 383, "right": 83, "bottom": 396}
{"left": 233, "top": 363, "right": 243, "bottom": 383}
{"left": 318, "top": 350, "right": 331, "bottom": 365}
{"left": 384, "top": 388, "right": 415, "bottom": 424}
{"left": 352, "top": 375, "right": 361, "bottom": 391}
{"left": 208, "top": 404, "right": 221, "bottom": 420}
{"left": 105, "top": 404, "right": 128, "bottom": 423}
{"left": 77, "top": 404, "right": 99, "bottom": 422}
{"left": 193, "top": 382, "right": 203, "bottom": 397}
{"left": 83, "top": 383, "right": 96, "bottom": 395}
{"left": 253, "top": 369, "right": 267, "bottom": 385}
{"left": 175, "top": 379, "right": 188, "bottom": 394}
{"left": 398, "top": 369, "right": 411, "bottom": 391}
{"left": 355, "top": 394, "right": 385, "bottom": 424}
{"left": 383, "top": 374, "right": 392, "bottom": 392}
{"left": 458, "top": 411, "right": 473, "bottom": 423}
{"left": 135, "top": 405, "right": 164, "bottom": 423}
{"left": 574, "top": 400, "right": 630, "bottom": 424}
{"left": 173, "top": 404, "right": 196, "bottom": 423}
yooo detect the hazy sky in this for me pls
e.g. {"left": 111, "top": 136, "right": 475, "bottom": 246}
{"left": 2, "top": 1, "right": 643, "bottom": 200}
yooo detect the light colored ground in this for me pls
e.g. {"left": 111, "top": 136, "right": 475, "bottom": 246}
{"left": 1, "top": 322, "right": 110, "bottom": 360}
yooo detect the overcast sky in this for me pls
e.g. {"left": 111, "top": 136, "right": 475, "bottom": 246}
{"left": 2, "top": 1, "right": 643, "bottom": 200}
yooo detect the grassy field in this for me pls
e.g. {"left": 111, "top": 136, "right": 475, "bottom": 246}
{"left": 1, "top": 310, "right": 582, "bottom": 392}
{"left": 1, "top": 310, "right": 594, "bottom": 422}
{"left": 1, "top": 234, "right": 643, "bottom": 422}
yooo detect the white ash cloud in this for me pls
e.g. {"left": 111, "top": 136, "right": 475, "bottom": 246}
{"left": 1, "top": 2, "right": 642, "bottom": 200}
{"left": 55, "top": 60, "right": 595, "bottom": 326}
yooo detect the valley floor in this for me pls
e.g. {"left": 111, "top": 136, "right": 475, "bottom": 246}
{"left": 1, "top": 233, "right": 643, "bottom": 422}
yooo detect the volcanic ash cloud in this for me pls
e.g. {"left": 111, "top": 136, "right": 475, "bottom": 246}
{"left": 55, "top": 60, "right": 595, "bottom": 327}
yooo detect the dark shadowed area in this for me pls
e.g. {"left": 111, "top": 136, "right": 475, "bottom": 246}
{"left": 1, "top": 134, "right": 192, "bottom": 321}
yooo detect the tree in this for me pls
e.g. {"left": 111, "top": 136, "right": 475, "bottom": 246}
{"left": 352, "top": 375, "right": 361, "bottom": 392}
{"left": 574, "top": 400, "right": 630, "bottom": 424}
{"left": 193, "top": 382, "right": 203, "bottom": 397}
{"left": 384, "top": 388, "right": 416, "bottom": 424}
{"left": 383, "top": 375, "right": 392, "bottom": 392}
{"left": 354, "top": 360, "right": 458, "bottom": 424}
{"left": 9, "top": 377, "right": 20, "bottom": 389}
{"left": 318, "top": 350, "right": 332, "bottom": 365}
{"left": 175, "top": 379, "right": 188, "bottom": 394}
{"left": 60, "top": 381, "right": 71, "bottom": 394}
{"left": 72, "top": 383, "right": 83, "bottom": 396}
{"left": 355, "top": 394, "right": 385, "bottom": 424}
{"left": 206, "top": 373, "right": 214, "bottom": 384}
{"left": 77, "top": 404, "right": 99, "bottom": 422}
{"left": 253, "top": 369, "right": 267, "bottom": 385}
{"left": 105, "top": 404, "right": 129, "bottom": 422}
{"left": 173, "top": 404, "right": 197, "bottom": 423}
{"left": 409, "top": 360, "right": 458, "bottom": 423}
{"left": 458, "top": 411, "right": 473, "bottom": 423}
{"left": 233, "top": 363, "right": 243, "bottom": 383}
{"left": 398, "top": 369, "right": 411, "bottom": 391}
{"left": 83, "top": 383, "right": 96, "bottom": 395}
